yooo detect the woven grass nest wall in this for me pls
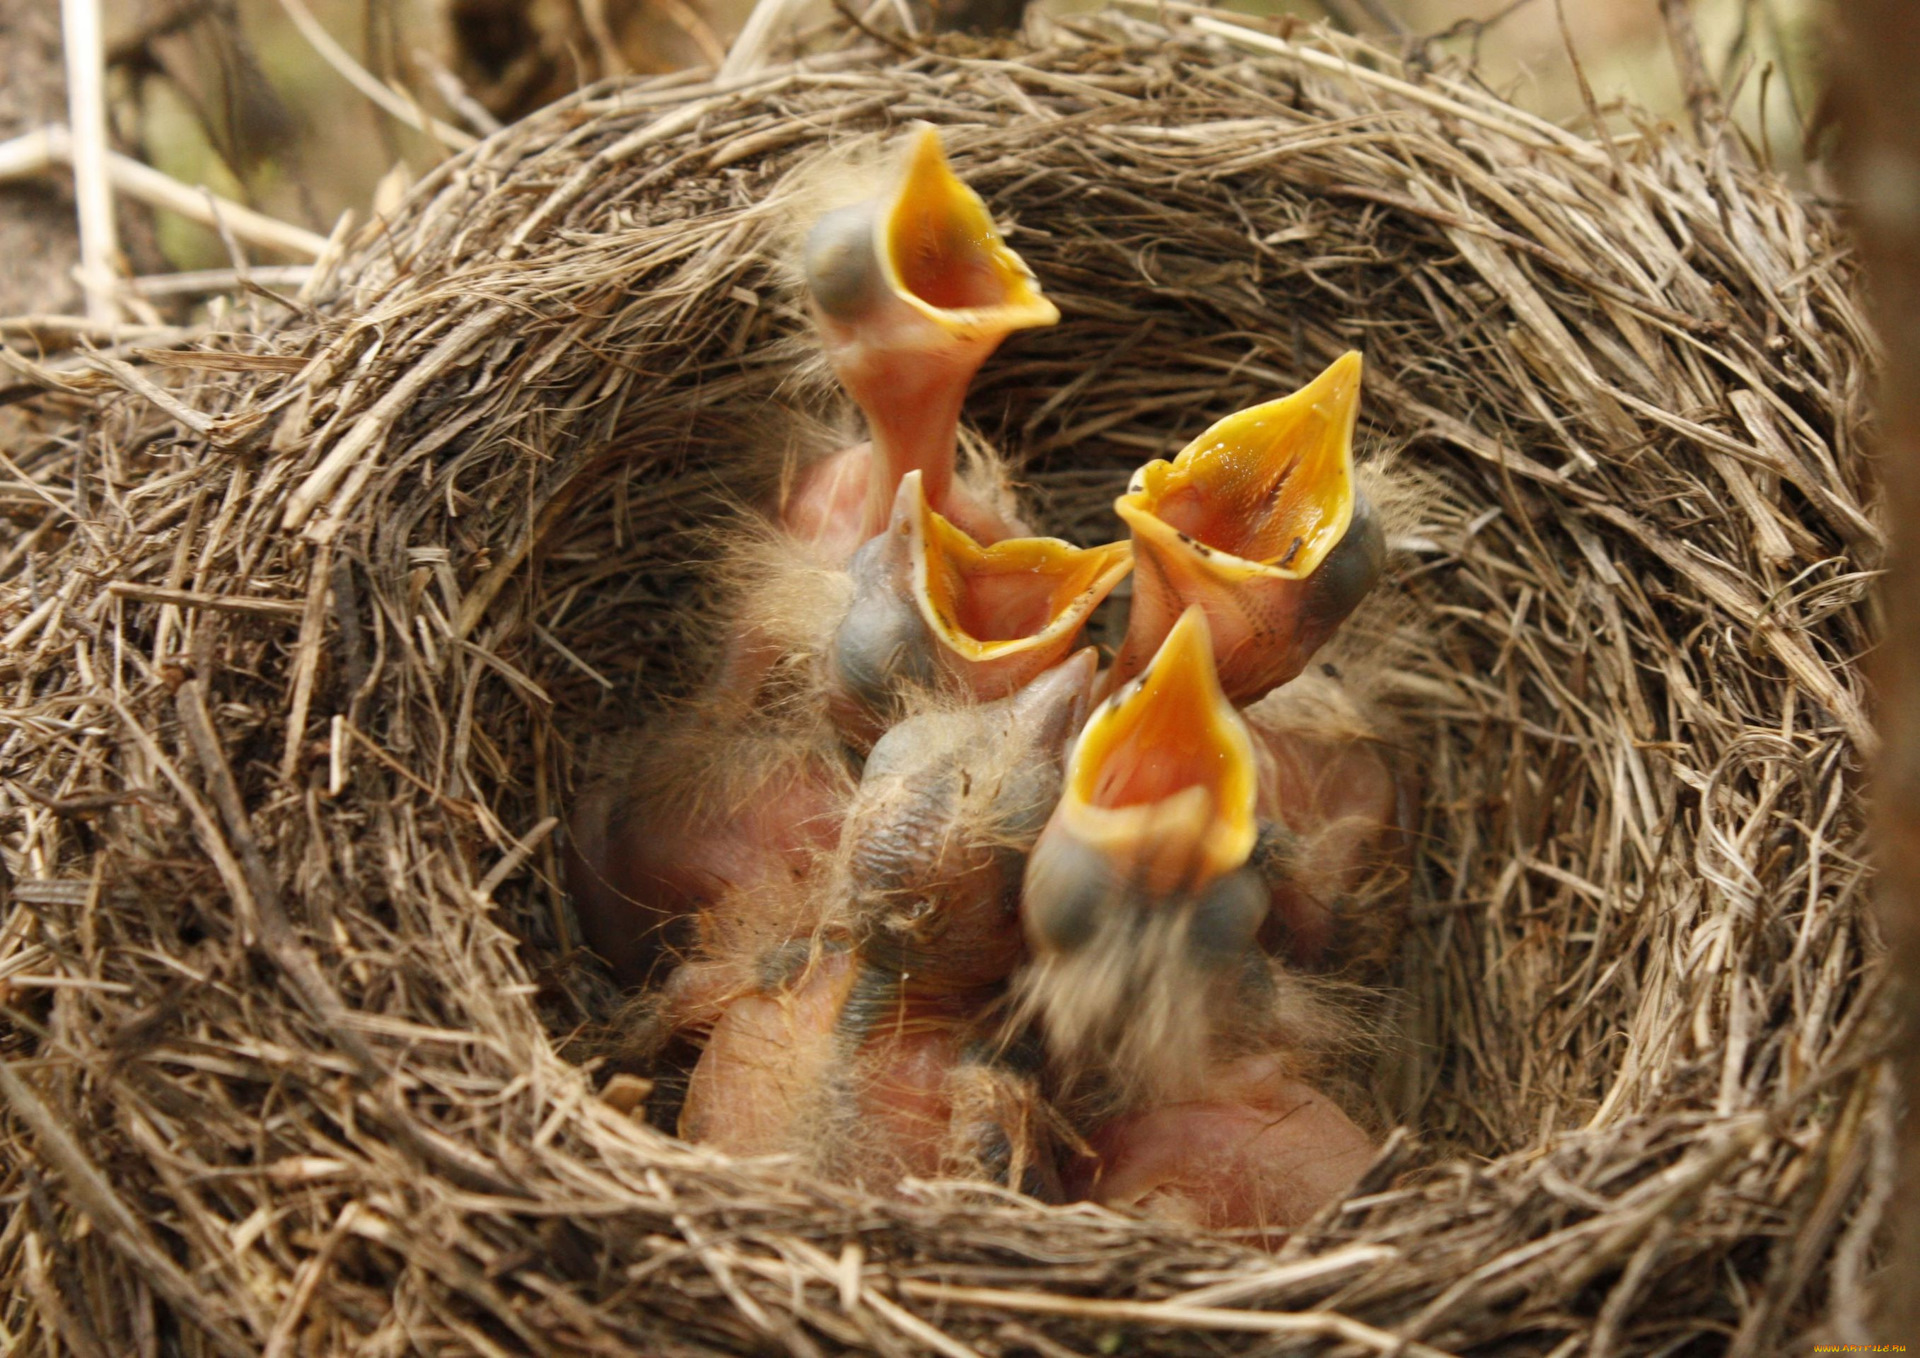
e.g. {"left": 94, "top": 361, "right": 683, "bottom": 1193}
{"left": 0, "top": 12, "right": 1885, "bottom": 1355}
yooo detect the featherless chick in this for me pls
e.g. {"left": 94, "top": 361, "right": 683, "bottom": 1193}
{"left": 1064, "top": 1049, "right": 1376, "bottom": 1241}
{"left": 699, "top": 474, "right": 1124, "bottom": 747}
{"left": 563, "top": 712, "right": 855, "bottom": 988}
{"left": 1015, "top": 609, "right": 1400, "bottom": 1229}
{"left": 675, "top": 656, "right": 1095, "bottom": 1193}
{"left": 828, "top": 472, "right": 1129, "bottom": 741}
{"left": 678, "top": 946, "right": 1065, "bottom": 1196}
{"left": 1023, "top": 609, "right": 1404, "bottom": 1021}
{"left": 779, "top": 125, "right": 1058, "bottom": 561}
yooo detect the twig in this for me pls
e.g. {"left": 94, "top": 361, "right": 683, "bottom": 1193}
{"left": 60, "top": 0, "right": 119, "bottom": 323}
{"left": 720, "top": 0, "right": 808, "bottom": 82}
{"left": 0, "top": 314, "right": 183, "bottom": 342}
{"left": 1133, "top": 8, "right": 1608, "bottom": 166}
{"left": 859, "top": 1288, "right": 985, "bottom": 1358}
{"left": 261, "top": 1204, "right": 360, "bottom": 1358}
{"left": 1659, "top": 0, "right": 1727, "bottom": 142}
{"left": 283, "top": 303, "right": 510, "bottom": 532}
{"left": 131, "top": 265, "right": 312, "bottom": 295}
{"left": 654, "top": 0, "right": 730, "bottom": 67}
{"left": 272, "top": 0, "right": 479, "bottom": 152}
{"left": 339, "top": 720, "right": 481, "bottom": 820}
{"left": 0, "top": 1062, "right": 255, "bottom": 1358}
{"left": 414, "top": 49, "right": 505, "bottom": 136}
{"left": 12, "top": 783, "right": 146, "bottom": 816}
{"left": 1350, "top": 0, "right": 1407, "bottom": 37}
{"left": 106, "top": 582, "right": 306, "bottom": 617}
{"left": 888, "top": 1281, "right": 1455, "bottom": 1358}
{"left": 830, "top": 0, "right": 918, "bottom": 59}
{"left": 473, "top": 816, "right": 560, "bottom": 903}
{"left": 1413, "top": 0, "right": 1537, "bottom": 70}
{"left": 0, "top": 126, "right": 328, "bottom": 258}
{"left": 277, "top": 541, "right": 333, "bottom": 780}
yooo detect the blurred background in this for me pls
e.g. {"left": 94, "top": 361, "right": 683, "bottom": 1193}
{"left": 0, "top": 0, "right": 1824, "bottom": 316}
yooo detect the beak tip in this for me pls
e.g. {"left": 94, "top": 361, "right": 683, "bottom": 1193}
{"left": 1162, "top": 605, "right": 1215, "bottom": 661}
{"left": 1323, "top": 351, "right": 1365, "bottom": 413}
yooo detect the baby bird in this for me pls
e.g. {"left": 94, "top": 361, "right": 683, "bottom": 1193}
{"left": 1018, "top": 608, "right": 1403, "bottom": 1097}
{"left": 837, "top": 648, "right": 1097, "bottom": 989}
{"left": 676, "top": 655, "right": 1097, "bottom": 1193}
{"left": 1011, "top": 612, "right": 1394, "bottom": 1234}
{"left": 782, "top": 125, "right": 1059, "bottom": 560}
{"left": 1112, "top": 353, "right": 1384, "bottom": 704}
{"left": 679, "top": 947, "right": 1061, "bottom": 1195}
{"left": 1243, "top": 668, "right": 1411, "bottom": 971}
{"left": 830, "top": 471, "right": 1130, "bottom": 738}
{"left": 563, "top": 714, "right": 854, "bottom": 988}
{"left": 1065, "top": 1049, "right": 1376, "bottom": 1240}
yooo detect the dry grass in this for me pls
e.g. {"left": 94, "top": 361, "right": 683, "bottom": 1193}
{"left": 0, "top": 10, "right": 1886, "bottom": 1355}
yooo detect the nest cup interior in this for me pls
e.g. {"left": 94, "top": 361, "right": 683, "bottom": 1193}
{"left": 0, "top": 20, "right": 1882, "bottom": 1354}
{"left": 527, "top": 106, "right": 1874, "bottom": 1160}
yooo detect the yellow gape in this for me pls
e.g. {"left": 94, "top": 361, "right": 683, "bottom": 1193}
{"left": 880, "top": 127, "right": 1060, "bottom": 341}
{"left": 1034, "top": 607, "right": 1258, "bottom": 905}
{"left": 1113, "top": 352, "right": 1373, "bottom": 703}
{"left": 906, "top": 474, "right": 1132, "bottom": 697}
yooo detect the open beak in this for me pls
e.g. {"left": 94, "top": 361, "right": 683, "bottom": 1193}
{"left": 1023, "top": 607, "right": 1258, "bottom": 946}
{"left": 1017, "top": 609, "right": 1273, "bottom": 1094}
{"left": 804, "top": 125, "right": 1059, "bottom": 537}
{"left": 876, "top": 127, "right": 1059, "bottom": 343}
{"left": 909, "top": 475, "right": 1131, "bottom": 700}
{"left": 1111, "top": 352, "right": 1381, "bottom": 703}
{"left": 832, "top": 472, "right": 1129, "bottom": 720}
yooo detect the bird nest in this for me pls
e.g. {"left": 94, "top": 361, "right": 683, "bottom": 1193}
{"left": 0, "top": 13, "right": 1885, "bottom": 1355}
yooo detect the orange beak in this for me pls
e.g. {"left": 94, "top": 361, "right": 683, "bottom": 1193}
{"left": 909, "top": 478, "right": 1131, "bottom": 699}
{"left": 1024, "top": 607, "right": 1259, "bottom": 933}
{"left": 832, "top": 472, "right": 1130, "bottom": 722}
{"left": 876, "top": 128, "right": 1058, "bottom": 343}
{"left": 1111, "top": 352, "right": 1381, "bottom": 703}
{"left": 804, "top": 125, "right": 1059, "bottom": 538}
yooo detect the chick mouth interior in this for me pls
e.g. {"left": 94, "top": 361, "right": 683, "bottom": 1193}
{"left": 1062, "top": 611, "right": 1257, "bottom": 883}
{"left": 1075, "top": 678, "right": 1246, "bottom": 814}
{"left": 917, "top": 513, "right": 1131, "bottom": 653}
{"left": 1125, "top": 353, "right": 1363, "bottom": 577}
{"left": 881, "top": 130, "right": 1056, "bottom": 328}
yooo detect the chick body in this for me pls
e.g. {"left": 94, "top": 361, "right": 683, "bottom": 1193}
{"left": 679, "top": 948, "right": 1062, "bottom": 1195}
{"left": 1019, "top": 612, "right": 1406, "bottom": 1106}
{"left": 1244, "top": 685, "right": 1410, "bottom": 972}
{"left": 675, "top": 656, "right": 1095, "bottom": 1190}
{"left": 1068, "top": 1051, "right": 1374, "bottom": 1237}
{"left": 779, "top": 439, "right": 1028, "bottom": 565}
{"left": 565, "top": 718, "right": 852, "bottom": 988}
{"left": 836, "top": 649, "right": 1096, "bottom": 990}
